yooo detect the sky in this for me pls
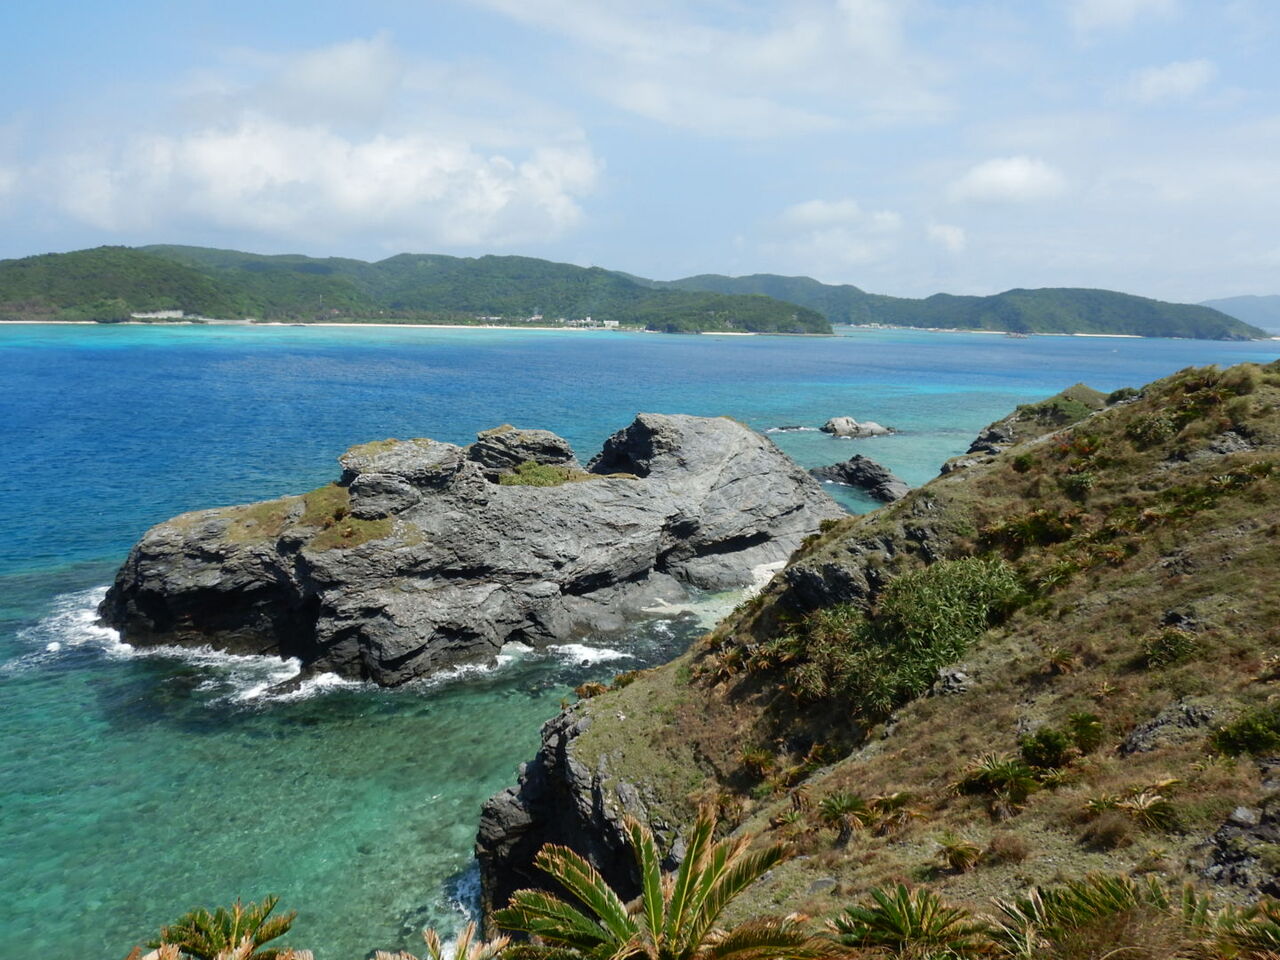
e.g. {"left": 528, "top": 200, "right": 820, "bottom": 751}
{"left": 1, "top": 0, "right": 1278, "bottom": 301}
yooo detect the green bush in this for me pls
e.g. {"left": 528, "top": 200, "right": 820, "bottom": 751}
{"left": 1127, "top": 413, "right": 1176, "bottom": 447}
{"left": 1142, "top": 628, "right": 1200, "bottom": 668}
{"left": 1019, "top": 727, "right": 1075, "bottom": 771}
{"left": 1212, "top": 705, "right": 1280, "bottom": 757}
{"left": 1067, "top": 712, "right": 1105, "bottom": 753}
{"left": 751, "top": 558, "right": 1024, "bottom": 724}
{"left": 1059, "top": 472, "right": 1097, "bottom": 500}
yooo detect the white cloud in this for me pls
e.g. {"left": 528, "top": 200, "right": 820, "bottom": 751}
{"left": 25, "top": 35, "right": 603, "bottom": 249}
{"left": 1068, "top": 0, "right": 1177, "bottom": 33}
{"left": 780, "top": 198, "right": 863, "bottom": 227}
{"left": 766, "top": 197, "right": 904, "bottom": 277}
{"left": 0, "top": 165, "right": 16, "bottom": 199}
{"left": 51, "top": 117, "right": 600, "bottom": 246}
{"left": 1124, "top": 59, "right": 1215, "bottom": 104}
{"left": 927, "top": 223, "right": 966, "bottom": 253}
{"left": 472, "top": 0, "right": 944, "bottom": 137}
{"left": 949, "top": 156, "right": 1067, "bottom": 203}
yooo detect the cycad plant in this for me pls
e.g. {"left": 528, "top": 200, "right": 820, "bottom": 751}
{"left": 373, "top": 921, "right": 509, "bottom": 960}
{"left": 817, "top": 790, "right": 870, "bottom": 846}
{"left": 145, "top": 896, "right": 300, "bottom": 960}
{"left": 831, "top": 884, "right": 991, "bottom": 958}
{"left": 494, "top": 811, "right": 837, "bottom": 960}
{"left": 990, "top": 874, "right": 1197, "bottom": 960}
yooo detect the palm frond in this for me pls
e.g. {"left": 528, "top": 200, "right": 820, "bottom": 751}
{"left": 682, "top": 843, "right": 790, "bottom": 953}
{"left": 699, "top": 917, "right": 840, "bottom": 960}
{"left": 495, "top": 888, "right": 613, "bottom": 951}
{"left": 533, "top": 844, "right": 636, "bottom": 943}
{"left": 663, "top": 812, "right": 717, "bottom": 944}
{"left": 625, "top": 817, "right": 667, "bottom": 946}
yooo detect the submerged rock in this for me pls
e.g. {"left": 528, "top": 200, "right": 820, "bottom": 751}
{"left": 809, "top": 454, "right": 910, "bottom": 502}
{"left": 99, "top": 414, "right": 841, "bottom": 686}
{"left": 821, "top": 416, "right": 894, "bottom": 438}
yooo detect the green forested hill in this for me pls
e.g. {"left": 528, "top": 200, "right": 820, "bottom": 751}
{"left": 0, "top": 247, "right": 241, "bottom": 322}
{"left": 653, "top": 271, "right": 1267, "bottom": 340}
{"left": 3, "top": 243, "right": 1265, "bottom": 339}
{"left": 0, "top": 245, "right": 830, "bottom": 334}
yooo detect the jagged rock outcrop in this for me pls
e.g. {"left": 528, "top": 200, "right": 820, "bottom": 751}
{"left": 467, "top": 425, "right": 581, "bottom": 479}
{"left": 821, "top": 416, "right": 893, "bottom": 438}
{"left": 99, "top": 414, "right": 842, "bottom": 686}
{"left": 477, "top": 709, "right": 642, "bottom": 920}
{"left": 809, "top": 454, "right": 910, "bottom": 502}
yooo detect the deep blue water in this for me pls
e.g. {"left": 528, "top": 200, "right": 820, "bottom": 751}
{"left": 1, "top": 323, "right": 1276, "bottom": 958}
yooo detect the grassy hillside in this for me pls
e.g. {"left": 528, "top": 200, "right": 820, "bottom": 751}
{"left": 1204, "top": 295, "right": 1280, "bottom": 335}
{"left": 549, "top": 360, "right": 1280, "bottom": 924}
{"left": 654, "top": 272, "right": 1266, "bottom": 340}
{"left": 0, "top": 244, "right": 831, "bottom": 334}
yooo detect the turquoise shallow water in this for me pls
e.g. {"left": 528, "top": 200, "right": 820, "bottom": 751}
{"left": 1, "top": 323, "right": 1277, "bottom": 959}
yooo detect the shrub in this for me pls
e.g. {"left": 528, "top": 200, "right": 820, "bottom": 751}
{"left": 1059, "top": 472, "right": 1096, "bottom": 500}
{"left": 610, "top": 669, "right": 644, "bottom": 689}
{"left": 1019, "top": 727, "right": 1076, "bottom": 771}
{"left": 1067, "top": 712, "right": 1105, "bottom": 753}
{"left": 1012, "top": 453, "right": 1035, "bottom": 473}
{"left": 1212, "top": 705, "right": 1280, "bottom": 757}
{"left": 954, "top": 753, "right": 1039, "bottom": 806}
{"left": 738, "top": 746, "right": 774, "bottom": 778}
{"left": 818, "top": 790, "right": 870, "bottom": 846}
{"left": 1079, "top": 810, "right": 1134, "bottom": 850}
{"left": 1127, "top": 413, "right": 1176, "bottom": 447}
{"left": 984, "top": 833, "right": 1030, "bottom": 864}
{"left": 1142, "top": 628, "right": 1199, "bottom": 668}
{"left": 937, "top": 832, "right": 982, "bottom": 873}
{"left": 762, "top": 557, "right": 1024, "bottom": 722}
{"left": 832, "top": 885, "right": 991, "bottom": 957}
{"left": 1108, "top": 386, "right": 1140, "bottom": 404}
{"left": 574, "top": 681, "right": 608, "bottom": 699}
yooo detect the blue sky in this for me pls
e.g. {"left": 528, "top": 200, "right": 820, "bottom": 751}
{"left": 1, "top": 0, "right": 1278, "bottom": 300}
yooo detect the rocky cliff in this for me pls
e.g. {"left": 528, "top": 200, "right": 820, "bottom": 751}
{"left": 99, "top": 415, "right": 842, "bottom": 686}
{"left": 478, "top": 363, "right": 1280, "bottom": 924}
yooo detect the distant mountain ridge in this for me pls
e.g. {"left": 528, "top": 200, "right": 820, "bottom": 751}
{"left": 0, "top": 244, "right": 1267, "bottom": 340}
{"left": 644, "top": 271, "right": 1266, "bottom": 340}
{"left": 0, "top": 246, "right": 830, "bottom": 335}
{"left": 1202, "top": 294, "right": 1280, "bottom": 334}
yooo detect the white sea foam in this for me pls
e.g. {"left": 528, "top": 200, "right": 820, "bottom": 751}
{"left": 6, "top": 586, "right": 686, "bottom": 701}
{"left": 765, "top": 426, "right": 818, "bottom": 433}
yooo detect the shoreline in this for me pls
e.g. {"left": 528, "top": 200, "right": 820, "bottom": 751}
{"left": 843, "top": 323, "right": 1145, "bottom": 339}
{"left": 4, "top": 319, "right": 1275, "bottom": 341}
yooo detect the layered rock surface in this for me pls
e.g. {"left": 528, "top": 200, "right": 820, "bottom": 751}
{"left": 99, "top": 414, "right": 842, "bottom": 686}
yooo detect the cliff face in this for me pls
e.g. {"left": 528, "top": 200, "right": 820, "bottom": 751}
{"left": 99, "top": 415, "right": 843, "bottom": 686}
{"left": 478, "top": 362, "right": 1280, "bottom": 923}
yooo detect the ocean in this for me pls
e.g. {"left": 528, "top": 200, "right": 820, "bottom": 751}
{"left": 2, "top": 323, "right": 1276, "bottom": 958}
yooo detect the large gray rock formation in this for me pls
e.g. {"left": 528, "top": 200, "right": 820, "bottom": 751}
{"left": 99, "top": 414, "right": 842, "bottom": 686}
{"left": 810, "top": 454, "right": 910, "bottom": 502}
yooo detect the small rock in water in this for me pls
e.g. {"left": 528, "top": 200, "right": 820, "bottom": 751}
{"left": 809, "top": 454, "right": 909, "bottom": 502}
{"left": 820, "top": 416, "right": 894, "bottom": 438}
